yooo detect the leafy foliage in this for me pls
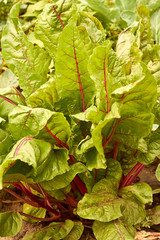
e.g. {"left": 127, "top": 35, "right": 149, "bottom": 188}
{"left": 0, "top": 0, "right": 160, "bottom": 239}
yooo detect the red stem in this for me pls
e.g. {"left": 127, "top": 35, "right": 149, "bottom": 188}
{"left": 103, "top": 119, "right": 119, "bottom": 149}
{"left": 74, "top": 175, "right": 87, "bottom": 195}
{"left": 11, "top": 86, "right": 26, "bottom": 104}
{"left": 119, "top": 162, "right": 145, "bottom": 188}
{"left": 52, "top": 5, "right": 64, "bottom": 28}
{"left": 45, "top": 125, "right": 69, "bottom": 150}
{"left": 19, "top": 212, "right": 61, "bottom": 221}
{"left": 113, "top": 141, "right": 119, "bottom": 160}
{"left": 126, "top": 164, "right": 145, "bottom": 186}
{"left": 0, "top": 95, "right": 18, "bottom": 106}
{"left": 66, "top": 194, "right": 78, "bottom": 208}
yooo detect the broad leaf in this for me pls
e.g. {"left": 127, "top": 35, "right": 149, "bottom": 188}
{"left": 27, "top": 78, "right": 59, "bottom": 109}
{"left": 0, "top": 212, "right": 22, "bottom": 237}
{"left": 55, "top": 22, "right": 95, "bottom": 114}
{"left": 35, "top": 1, "right": 73, "bottom": 59}
{"left": 0, "top": 87, "right": 25, "bottom": 117}
{"left": 119, "top": 183, "right": 153, "bottom": 204}
{"left": 9, "top": 105, "right": 53, "bottom": 140}
{"left": 64, "top": 221, "right": 84, "bottom": 240}
{"left": 0, "top": 138, "right": 52, "bottom": 188}
{"left": 40, "top": 162, "right": 87, "bottom": 190}
{"left": 1, "top": 2, "right": 51, "bottom": 98}
{"left": 93, "top": 220, "right": 135, "bottom": 240}
{"left": 147, "top": 205, "right": 160, "bottom": 225}
{"left": 151, "top": 9, "right": 160, "bottom": 44}
{"left": 77, "top": 178, "right": 122, "bottom": 222}
{"left": 23, "top": 203, "right": 46, "bottom": 223}
{"left": 0, "top": 69, "right": 18, "bottom": 88}
{"left": 23, "top": 220, "right": 74, "bottom": 240}
{"left": 0, "top": 128, "right": 14, "bottom": 156}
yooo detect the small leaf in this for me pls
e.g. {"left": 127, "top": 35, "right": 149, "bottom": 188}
{"left": 93, "top": 220, "right": 135, "bottom": 240}
{"left": 0, "top": 212, "right": 22, "bottom": 237}
{"left": 23, "top": 219, "right": 74, "bottom": 240}
{"left": 147, "top": 205, "right": 160, "bottom": 225}
{"left": 23, "top": 204, "right": 46, "bottom": 223}
{"left": 64, "top": 222, "right": 84, "bottom": 240}
{"left": 156, "top": 164, "right": 160, "bottom": 181}
{"left": 119, "top": 183, "right": 153, "bottom": 204}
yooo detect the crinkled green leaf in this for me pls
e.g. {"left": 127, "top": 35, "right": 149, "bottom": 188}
{"left": 77, "top": 178, "right": 122, "bottom": 222}
{"left": 1, "top": 2, "right": 51, "bottom": 98}
{"left": 35, "top": 1, "right": 73, "bottom": 59}
{"left": 64, "top": 221, "right": 84, "bottom": 240}
{"left": 151, "top": 8, "right": 160, "bottom": 44}
{"left": 38, "top": 112, "right": 71, "bottom": 146}
{"left": 0, "top": 138, "right": 52, "bottom": 188}
{"left": 119, "top": 183, "right": 153, "bottom": 204}
{"left": 120, "top": 194, "right": 146, "bottom": 225}
{"left": 92, "top": 102, "right": 121, "bottom": 156}
{"left": 9, "top": 105, "right": 53, "bottom": 140}
{"left": 88, "top": 41, "right": 123, "bottom": 115}
{"left": 85, "top": 147, "right": 107, "bottom": 170}
{"left": 147, "top": 205, "right": 160, "bottom": 225}
{"left": 23, "top": 219, "right": 74, "bottom": 240}
{"left": 136, "top": 131, "right": 160, "bottom": 164}
{"left": 156, "top": 163, "right": 160, "bottom": 181}
{"left": 136, "top": 5, "right": 153, "bottom": 54}
{"left": 0, "top": 69, "right": 18, "bottom": 88}
{"left": 27, "top": 78, "right": 59, "bottom": 109}
{"left": 33, "top": 148, "right": 70, "bottom": 182}
{"left": 40, "top": 162, "right": 86, "bottom": 190}
{"left": 55, "top": 22, "right": 95, "bottom": 114}
{"left": 106, "top": 158, "right": 122, "bottom": 182}
{"left": 85, "top": 0, "right": 120, "bottom": 24}
{"left": 0, "top": 212, "right": 22, "bottom": 237}
{"left": 93, "top": 220, "right": 135, "bottom": 240}
{"left": 0, "top": 117, "right": 5, "bottom": 125}
{"left": 23, "top": 203, "right": 46, "bottom": 223}
{"left": 0, "top": 128, "right": 14, "bottom": 156}
{"left": 0, "top": 87, "right": 25, "bottom": 117}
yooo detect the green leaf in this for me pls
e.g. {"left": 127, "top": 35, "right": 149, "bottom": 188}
{"left": 38, "top": 112, "right": 71, "bottom": 146}
{"left": 106, "top": 159, "right": 122, "bottom": 182}
{"left": 151, "top": 9, "right": 160, "bottom": 44}
{"left": 93, "top": 220, "right": 135, "bottom": 240}
{"left": 0, "top": 212, "right": 22, "bottom": 237}
{"left": 0, "top": 128, "right": 14, "bottom": 156}
{"left": 136, "top": 5, "right": 153, "bottom": 54}
{"left": 9, "top": 105, "right": 53, "bottom": 140}
{"left": 27, "top": 78, "right": 59, "bottom": 109}
{"left": 23, "top": 219, "right": 74, "bottom": 240}
{"left": 119, "top": 183, "right": 153, "bottom": 204}
{"left": 55, "top": 22, "right": 95, "bottom": 114}
{"left": 88, "top": 41, "right": 123, "bottom": 115}
{"left": 22, "top": 204, "right": 46, "bottom": 223}
{"left": 41, "top": 162, "right": 87, "bottom": 191}
{"left": 1, "top": 2, "right": 51, "bottom": 98}
{"left": 0, "top": 138, "right": 52, "bottom": 188}
{"left": 35, "top": 1, "right": 73, "bottom": 59}
{"left": 85, "top": 0, "right": 120, "bottom": 24}
{"left": 120, "top": 194, "right": 146, "bottom": 225}
{"left": 136, "top": 131, "right": 160, "bottom": 164}
{"left": 0, "top": 69, "right": 18, "bottom": 88}
{"left": 85, "top": 147, "right": 107, "bottom": 170}
{"left": 77, "top": 178, "right": 122, "bottom": 222}
{"left": 0, "top": 87, "right": 25, "bottom": 117}
{"left": 63, "top": 221, "right": 84, "bottom": 240}
{"left": 147, "top": 205, "right": 160, "bottom": 225}
{"left": 156, "top": 164, "right": 160, "bottom": 181}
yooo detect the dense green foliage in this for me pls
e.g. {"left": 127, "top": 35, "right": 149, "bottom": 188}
{"left": 0, "top": 0, "right": 160, "bottom": 239}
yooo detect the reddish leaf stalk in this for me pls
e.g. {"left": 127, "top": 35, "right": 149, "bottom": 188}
{"left": 0, "top": 95, "right": 18, "bottom": 106}
{"left": 19, "top": 212, "right": 61, "bottom": 221}
{"left": 119, "top": 162, "right": 145, "bottom": 188}
{"left": 113, "top": 141, "right": 119, "bottom": 160}
{"left": 103, "top": 119, "right": 119, "bottom": 149}
{"left": 45, "top": 125, "right": 69, "bottom": 150}
{"left": 52, "top": 5, "right": 64, "bottom": 28}
{"left": 74, "top": 175, "right": 87, "bottom": 195}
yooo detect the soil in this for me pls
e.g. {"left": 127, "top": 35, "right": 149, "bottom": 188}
{"left": 0, "top": 159, "right": 160, "bottom": 240}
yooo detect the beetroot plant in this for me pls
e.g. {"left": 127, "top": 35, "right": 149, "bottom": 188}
{"left": 0, "top": 1, "right": 160, "bottom": 239}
